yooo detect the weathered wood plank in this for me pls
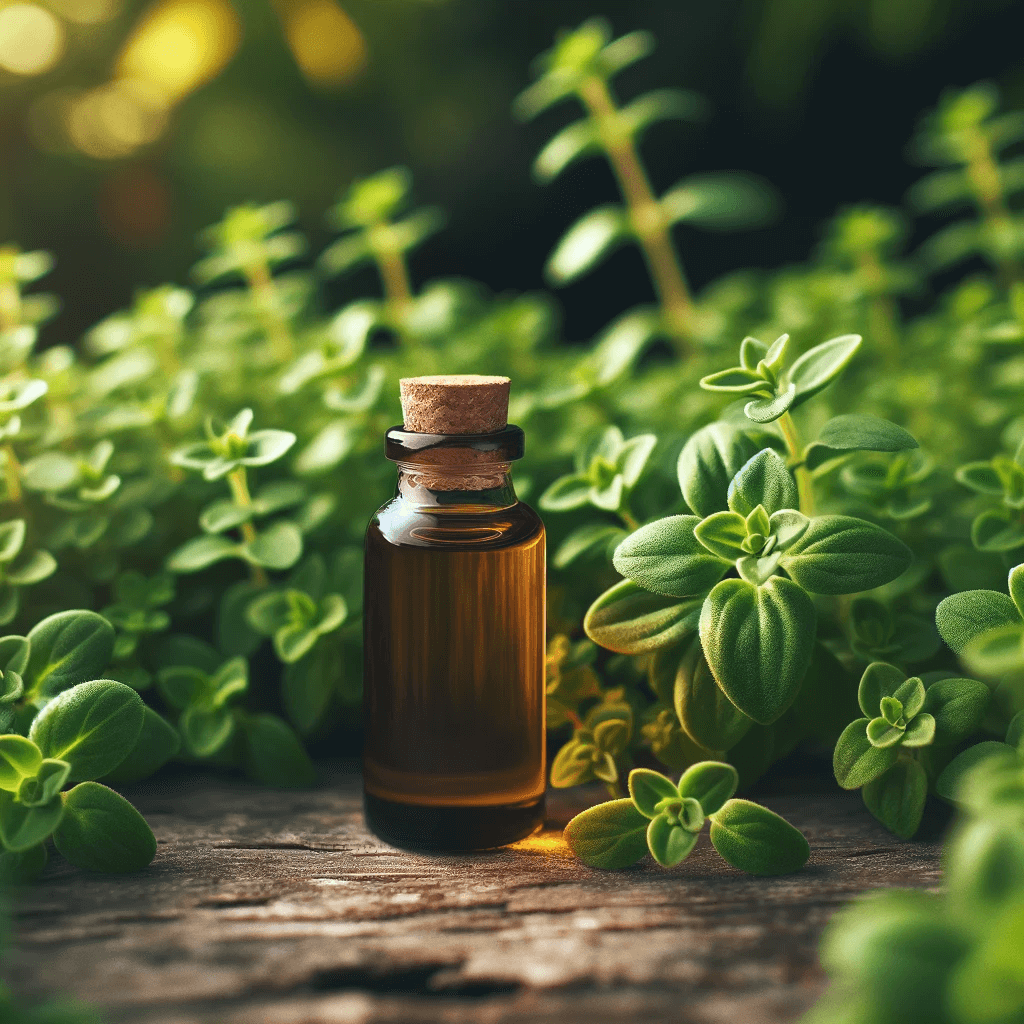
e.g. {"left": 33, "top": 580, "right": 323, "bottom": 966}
{"left": 3, "top": 763, "right": 944, "bottom": 1024}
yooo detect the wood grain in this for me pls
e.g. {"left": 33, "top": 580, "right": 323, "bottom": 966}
{"left": 3, "top": 762, "right": 944, "bottom": 1024}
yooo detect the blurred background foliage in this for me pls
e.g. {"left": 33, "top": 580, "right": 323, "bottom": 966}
{"left": 0, "top": 0, "right": 1021, "bottom": 346}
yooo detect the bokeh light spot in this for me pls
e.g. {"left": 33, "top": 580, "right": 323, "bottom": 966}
{"left": 282, "top": 0, "right": 367, "bottom": 88}
{"left": 115, "top": 0, "right": 241, "bottom": 106}
{"left": 0, "top": 3, "right": 65, "bottom": 76}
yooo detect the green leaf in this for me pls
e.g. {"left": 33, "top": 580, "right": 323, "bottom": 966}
{"left": 240, "top": 429, "right": 296, "bottom": 467}
{"left": 612, "top": 515, "right": 728, "bottom": 598}
{"left": 862, "top": 760, "right": 927, "bottom": 839}
{"left": 24, "top": 610, "right": 116, "bottom": 698}
{"left": 744, "top": 383, "right": 797, "bottom": 424}
{"left": 533, "top": 119, "right": 599, "bottom": 182}
{"left": 944, "top": 815, "right": 1024, "bottom": 930}
{"left": 545, "top": 205, "right": 630, "bottom": 285}
{"left": 550, "top": 739, "right": 596, "bottom": 788}
{"left": 677, "top": 760, "right": 739, "bottom": 815}
{"left": 167, "top": 533, "right": 238, "bottom": 573}
{"left": 274, "top": 624, "right": 319, "bottom": 663}
{"left": 673, "top": 640, "right": 752, "bottom": 750}
{"left": 199, "top": 499, "right": 251, "bottom": 534}
{"left": 0, "top": 519, "right": 25, "bottom": 561}
{"left": 0, "top": 634, "right": 29, "bottom": 675}
{"left": 727, "top": 449, "right": 798, "bottom": 517}
{"left": 866, "top": 716, "right": 905, "bottom": 748}
{"left": 782, "top": 515, "right": 912, "bottom": 595}
{"left": 834, "top": 719, "right": 899, "bottom": 789}
{"left": 20, "top": 452, "right": 80, "bottom": 492}
{"left": 782, "top": 334, "right": 862, "bottom": 407}
{"left": 101, "top": 707, "right": 181, "bottom": 784}
{"left": 955, "top": 461, "right": 1006, "bottom": 495}
{"left": 923, "top": 677, "right": 990, "bottom": 744}
{"left": 1010, "top": 563, "right": 1024, "bottom": 618}
{"left": 628, "top": 767, "right": 680, "bottom": 818}
{"left": 647, "top": 813, "right": 699, "bottom": 867}
{"left": 805, "top": 415, "right": 918, "bottom": 470}
{"left": 962, "top": 622, "right": 1024, "bottom": 677}
{"left": 243, "top": 713, "right": 316, "bottom": 788}
{"left": 29, "top": 680, "right": 145, "bottom": 781}
{"left": 936, "top": 589, "right": 1020, "bottom": 655}
{"left": 563, "top": 797, "right": 650, "bottom": 869}
{"left": 661, "top": 172, "right": 778, "bottom": 230}
{"left": 972, "top": 510, "right": 1024, "bottom": 552}
{"left": 554, "top": 523, "right": 626, "bottom": 569}
{"left": 180, "top": 703, "right": 234, "bottom": 757}
{"left": 52, "top": 782, "right": 156, "bottom": 873}
{"left": 708, "top": 799, "right": 810, "bottom": 875}
{"left": 243, "top": 521, "right": 303, "bottom": 570}
{"left": 0, "top": 735, "right": 42, "bottom": 792}
{"left": 693, "top": 511, "right": 748, "bottom": 560}
{"left": 0, "top": 790, "right": 63, "bottom": 852}
{"left": 17, "top": 758, "right": 70, "bottom": 806}
{"left": 935, "top": 742, "right": 1016, "bottom": 803}
{"left": 857, "top": 661, "right": 908, "bottom": 717}
{"left": 949, "top": 902, "right": 1024, "bottom": 1023}
{"left": 617, "top": 433, "right": 657, "bottom": 487}
{"left": 677, "top": 422, "right": 768, "bottom": 518}
{"left": 699, "top": 367, "right": 767, "bottom": 394}
{"left": 900, "top": 713, "right": 936, "bottom": 747}
{"left": 698, "top": 576, "right": 816, "bottom": 725}
{"left": 283, "top": 644, "right": 336, "bottom": 735}
{"left": 583, "top": 580, "right": 700, "bottom": 654}
{"left": 539, "top": 474, "right": 595, "bottom": 512}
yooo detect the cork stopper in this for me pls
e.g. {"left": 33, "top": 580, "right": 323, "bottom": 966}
{"left": 399, "top": 375, "right": 510, "bottom": 434}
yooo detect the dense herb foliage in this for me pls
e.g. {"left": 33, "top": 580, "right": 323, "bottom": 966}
{"left": 0, "top": 10, "right": 1021, "bottom": 921}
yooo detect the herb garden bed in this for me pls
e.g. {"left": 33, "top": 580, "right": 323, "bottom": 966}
{"left": 6, "top": 761, "right": 942, "bottom": 1024}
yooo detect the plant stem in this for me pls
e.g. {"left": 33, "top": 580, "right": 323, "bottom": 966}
{"left": 0, "top": 283, "right": 20, "bottom": 332}
{"left": 2, "top": 443, "right": 22, "bottom": 504}
{"left": 243, "top": 261, "right": 294, "bottom": 364}
{"left": 604, "top": 780, "right": 624, "bottom": 800}
{"left": 619, "top": 504, "right": 640, "bottom": 531}
{"left": 965, "top": 129, "right": 1024, "bottom": 284}
{"left": 778, "top": 411, "right": 814, "bottom": 515}
{"left": 368, "top": 225, "right": 414, "bottom": 327}
{"left": 856, "top": 251, "right": 900, "bottom": 366}
{"left": 579, "top": 75, "right": 694, "bottom": 355}
{"left": 227, "top": 467, "right": 267, "bottom": 587}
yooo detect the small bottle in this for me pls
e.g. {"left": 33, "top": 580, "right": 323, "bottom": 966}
{"left": 363, "top": 374, "right": 546, "bottom": 850}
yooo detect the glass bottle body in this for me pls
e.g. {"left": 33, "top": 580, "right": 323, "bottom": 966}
{"left": 363, "top": 426, "right": 546, "bottom": 850}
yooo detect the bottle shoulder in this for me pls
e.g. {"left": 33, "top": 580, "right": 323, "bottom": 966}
{"left": 368, "top": 498, "right": 544, "bottom": 551}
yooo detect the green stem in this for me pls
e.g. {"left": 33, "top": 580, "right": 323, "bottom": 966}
{"left": 244, "top": 260, "right": 294, "bottom": 364}
{"left": 2, "top": 443, "right": 22, "bottom": 505}
{"left": 857, "top": 251, "right": 900, "bottom": 366}
{"left": 965, "top": 129, "right": 1024, "bottom": 284}
{"left": 227, "top": 467, "right": 267, "bottom": 587}
{"left": 619, "top": 505, "right": 640, "bottom": 531}
{"left": 579, "top": 75, "right": 694, "bottom": 356}
{"left": 778, "top": 411, "right": 814, "bottom": 515}
{"left": 368, "top": 224, "right": 414, "bottom": 329}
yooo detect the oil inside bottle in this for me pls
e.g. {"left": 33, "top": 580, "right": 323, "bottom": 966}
{"left": 363, "top": 454, "right": 546, "bottom": 851}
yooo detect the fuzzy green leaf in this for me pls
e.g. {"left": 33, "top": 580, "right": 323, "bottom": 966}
{"left": 647, "top": 813, "right": 699, "bottom": 867}
{"left": 628, "top": 767, "right": 680, "bottom": 818}
{"left": 101, "top": 707, "right": 181, "bottom": 785}
{"left": 727, "top": 449, "right": 798, "bottom": 517}
{"left": 243, "top": 713, "right": 316, "bottom": 788}
{"left": 677, "top": 422, "right": 768, "bottom": 518}
{"left": 782, "top": 515, "right": 912, "bottom": 595}
{"left": 546, "top": 205, "right": 630, "bottom": 285}
{"left": 834, "top": 719, "right": 899, "bottom": 789}
{"left": 583, "top": 580, "right": 700, "bottom": 654}
{"left": 922, "top": 677, "right": 990, "bottom": 744}
{"left": 612, "top": 515, "right": 729, "bottom": 598}
{"left": 935, "top": 589, "right": 1020, "bottom": 655}
{"left": 564, "top": 797, "right": 650, "bottom": 870}
{"left": 673, "top": 640, "right": 752, "bottom": 750}
{"left": 52, "top": 782, "right": 156, "bottom": 873}
{"left": 693, "top": 510, "right": 748, "bottom": 561}
{"left": 782, "top": 334, "right": 862, "bottom": 406}
{"left": 862, "top": 760, "right": 927, "bottom": 839}
{"left": 708, "top": 799, "right": 810, "bottom": 875}
{"left": 677, "top": 760, "right": 738, "bottom": 816}
{"left": 0, "top": 735, "right": 42, "bottom": 792}
{"left": 805, "top": 415, "right": 918, "bottom": 470}
{"left": 29, "top": 680, "right": 145, "bottom": 781}
{"left": 0, "top": 790, "right": 63, "bottom": 852}
{"left": 699, "top": 576, "right": 816, "bottom": 725}
{"left": 24, "top": 610, "right": 116, "bottom": 698}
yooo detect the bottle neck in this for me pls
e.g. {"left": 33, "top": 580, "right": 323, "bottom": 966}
{"left": 394, "top": 461, "right": 518, "bottom": 512}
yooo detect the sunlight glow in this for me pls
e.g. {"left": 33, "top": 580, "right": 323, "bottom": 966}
{"left": 281, "top": 0, "right": 367, "bottom": 88}
{"left": 0, "top": 3, "right": 65, "bottom": 76}
{"left": 115, "top": 0, "right": 241, "bottom": 106}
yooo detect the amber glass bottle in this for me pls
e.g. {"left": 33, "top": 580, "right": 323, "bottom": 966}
{"left": 363, "top": 375, "right": 546, "bottom": 850}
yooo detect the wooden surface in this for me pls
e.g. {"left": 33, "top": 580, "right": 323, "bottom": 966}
{"left": 5, "top": 762, "right": 944, "bottom": 1024}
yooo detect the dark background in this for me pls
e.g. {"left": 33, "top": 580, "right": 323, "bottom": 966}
{"left": 1, "top": 0, "right": 1021, "bottom": 345}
